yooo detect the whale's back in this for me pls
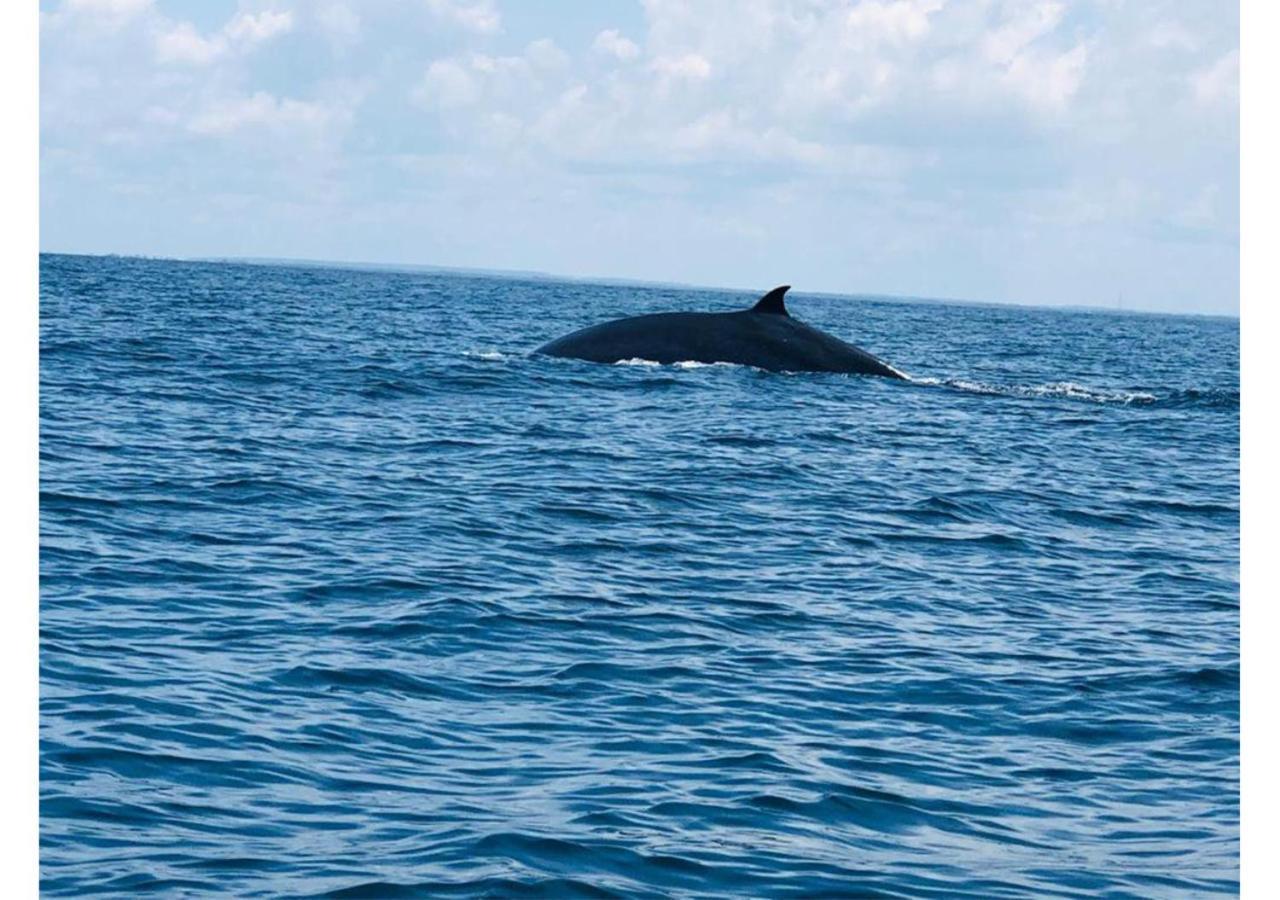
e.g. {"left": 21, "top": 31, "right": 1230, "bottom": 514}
{"left": 537, "top": 311, "right": 724, "bottom": 365}
{"left": 537, "top": 307, "right": 905, "bottom": 378}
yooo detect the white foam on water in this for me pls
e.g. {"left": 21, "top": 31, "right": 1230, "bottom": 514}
{"left": 466, "top": 350, "right": 509, "bottom": 362}
{"left": 913, "top": 377, "right": 1157, "bottom": 405}
{"left": 612, "top": 358, "right": 746, "bottom": 370}
{"left": 672, "top": 360, "right": 739, "bottom": 370}
{"left": 1025, "top": 382, "right": 1157, "bottom": 404}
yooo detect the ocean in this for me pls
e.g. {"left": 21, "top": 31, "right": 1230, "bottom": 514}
{"left": 40, "top": 253, "right": 1239, "bottom": 897}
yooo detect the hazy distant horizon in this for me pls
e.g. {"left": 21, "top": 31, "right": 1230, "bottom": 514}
{"left": 39, "top": 248, "right": 1238, "bottom": 320}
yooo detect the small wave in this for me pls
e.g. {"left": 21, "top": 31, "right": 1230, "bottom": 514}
{"left": 358, "top": 379, "right": 428, "bottom": 398}
{"left": 1160, "top": 387, "right": 1240, "bottom": 409}
{"left": 465, "top": 349, "right": 510, "bottom": 362}
{"left": 273, "top": 665, "right": 457, "bottom": 700}
{"left": 327, "top": 876, "right": 621, "bottom": 898}
{"left": 613, "top": 358, "right": 663, "bottom": 367}
{"left": 705, "top": 433, "right": 776, "bottom": 448}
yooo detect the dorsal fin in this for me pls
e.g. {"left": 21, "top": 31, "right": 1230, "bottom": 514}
{"left": 750, "top": 285, "right": 790, "bottom": 315}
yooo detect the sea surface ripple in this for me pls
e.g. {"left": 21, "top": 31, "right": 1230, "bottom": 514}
{"left": 41, "top": 254, "right": 1239, "bottom": 897}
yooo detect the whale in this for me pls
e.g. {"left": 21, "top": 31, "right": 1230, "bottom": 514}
{"left": 536, "top": 285, "right": 907, "bottom": 378}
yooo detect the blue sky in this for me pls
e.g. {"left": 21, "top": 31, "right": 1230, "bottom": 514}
{"left": 40, "top": 0, "right": 1238, "bottom": 313}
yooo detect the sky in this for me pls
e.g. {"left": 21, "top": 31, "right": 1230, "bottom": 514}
{"left": 40, "top": 0, "right": 1239, "bottom": 314}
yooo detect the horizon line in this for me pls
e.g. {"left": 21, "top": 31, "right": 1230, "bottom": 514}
{"left": 38, "top": 249, "right": 1240, "bottom": 321}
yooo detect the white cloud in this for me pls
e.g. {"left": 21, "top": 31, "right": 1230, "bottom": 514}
{"left": 414, "top": 59, "right": 482, "bottom": 109}
{"left": 424, "top": 0, "right": 500, "bottom": 34}
{"left": 1191, "top": 49, "right": 1238, "bottom": 107}
{"left": 155, "top": 22, "right": 225, "bottom": 65}
{"left": 898, "top": 1, "right": 1090, "bottom": 116}
{"left": 414, "top": 39, "right": 571, "bottom": 114}
{"left": 525, "top": 38, "right": 569, "bottom": 72}
{"left": 668, "top": 109, "right": 831, "bottom": 165}
{"left": 845, "top": 0, "right": 944, "bottom": 46}
{"left": 224, "top": 10, "right": 295, "bottom": 45}
{"left": 649, "top": 53, "right": 712, "bottom": 81}
{"left": 982, "top": 1, "right": 1064, "bottom": 66}
{"left": 593, "top": 29, "right": 640, "bottom": 61}
{"left": 188, "top": 91, "right": 332, "bottom": 136}
{"left": 1003, "top": 40, "right": 1090, "bottom": 113}
{"left": 154, "top": 8, "right": 294, "bottom": 66}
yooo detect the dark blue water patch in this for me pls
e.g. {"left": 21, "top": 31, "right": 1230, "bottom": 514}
{"left": 41, "top": 254, "right": 1238, "bottom": 896}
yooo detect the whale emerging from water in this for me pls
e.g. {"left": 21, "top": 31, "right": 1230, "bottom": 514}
{"left": 536, "top": 285, "right": 907, "bottom": 378}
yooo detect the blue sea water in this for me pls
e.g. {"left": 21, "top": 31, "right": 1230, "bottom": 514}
{"left": 40, "top": 253, "right": 1239, "bottom": 897}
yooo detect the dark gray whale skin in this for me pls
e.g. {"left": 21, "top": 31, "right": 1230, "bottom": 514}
{"left": 536, "top": 285, "right": 907, "bottom": 378}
